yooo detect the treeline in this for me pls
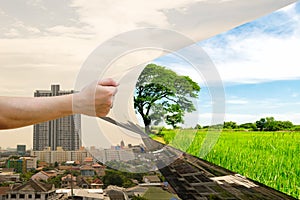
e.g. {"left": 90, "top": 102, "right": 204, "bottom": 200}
{"left": 196, "top": 117, "right": 300, "bottom": 131}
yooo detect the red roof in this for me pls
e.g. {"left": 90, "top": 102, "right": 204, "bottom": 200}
{"left": 0, "top": 187, "right": 10, "bottom": 195}
{"left": 84, "top": 157, "right": 93, "bottom": 162}
{"left": 92, "top": 163, "right": 102, "bottom": 168}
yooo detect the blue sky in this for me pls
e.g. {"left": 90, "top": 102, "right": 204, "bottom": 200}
{"left": 154, "top": 2, "right": 300, "bottom": 126}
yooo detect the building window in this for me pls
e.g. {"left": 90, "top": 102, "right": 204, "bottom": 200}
{"left": 35, "top": 194, "right": 41, "bottom": 199}
{"left": 11, "top": 194, "right": 16, "bottom": 198}
{"left": 19, "top": 194, "right": 25, "bottom": 198}
{"left": 28, "top": 194, "right": 32, "bottom": 198}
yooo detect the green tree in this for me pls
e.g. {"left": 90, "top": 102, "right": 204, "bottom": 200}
{"left": 194, "top": 124, "right": 202, "bottom": 129}
{"left": 239, "top": 123, "right": 257, "bottom": 131}
{"left": 102, "top": 170, "right": 135, "bottom": 188}
{"left": 223, "top": 121, "right": 238, "bottom": 129}
{"left": 134, "top": 64, "right": 200, "bottom": 133}
{"left": 264, "top": 117, "right": 278, "bottom": 131}
{"left": 275, "top": 120, "right": 294, "bottom": 130}
{"left": 255, "top": 117, "right": 294, "bottom": 131}
{"left": 20, "top": 171, "right": 34, "bottom": 182}
{"left": 47, "top": 174, "right": 63, "bottom": 188}
{"left": 256, "top": 118, "right": 266, "bottom": 131}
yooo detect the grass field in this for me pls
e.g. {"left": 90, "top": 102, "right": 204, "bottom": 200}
{"left": 158, "top": 130, "right": 300, "bottom": 199}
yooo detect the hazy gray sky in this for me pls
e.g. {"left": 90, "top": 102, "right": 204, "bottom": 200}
{"left": 0, "top": 0, "right": 295, "bottom": 149}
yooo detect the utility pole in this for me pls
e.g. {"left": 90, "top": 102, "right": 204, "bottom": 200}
{"left": 70, "top": 173, "right": 74, "bottom": 200}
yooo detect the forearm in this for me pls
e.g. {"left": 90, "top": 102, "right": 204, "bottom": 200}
{"left": 0, "top": 95, "right": 73, "bottom": 129}
{"left": 0, "top": 79, "right": 118, "bottom": 130}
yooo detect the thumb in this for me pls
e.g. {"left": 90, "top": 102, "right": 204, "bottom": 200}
{"left": 98, "top": 78, "right": 119, "bottom": 87}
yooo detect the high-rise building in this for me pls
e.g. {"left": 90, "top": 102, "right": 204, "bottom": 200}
{"left": 33, "top": 84, "right": 81, "bottom": 151}
{"left": 17, "top": 145, "right": 26, "bottom": 156}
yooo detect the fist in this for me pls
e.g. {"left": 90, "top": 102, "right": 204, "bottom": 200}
{"left": 73, "top": 79, "right": 119, "bottom": 117}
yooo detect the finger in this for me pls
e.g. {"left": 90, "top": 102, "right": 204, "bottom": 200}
{"left": 98, "top": 78, "right": 119, "bottom": 87}
{"left": 104, "top": 86, "right": 118, "bottom": 96}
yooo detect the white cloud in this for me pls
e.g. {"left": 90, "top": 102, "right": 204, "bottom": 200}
{"left": 3, "top": 20, "right": 41, "bottom": 37}
{"left": 209, "top": 35, "right": 300, "bottom": 84}
{"left": 4, "top": 28, "right": 20, "bottom": 37}
{"left": 200, "top": 4, "right": 300, "bottom": 84}
{"left": 46, "top": 25, "right": 93, "bottom": 39}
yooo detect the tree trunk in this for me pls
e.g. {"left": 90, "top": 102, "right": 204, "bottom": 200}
{"left": 145, "top": 125, "right": 151, "bottom": 134}
{"left": 143, "top": 116, "right": 152, "bottom": 134}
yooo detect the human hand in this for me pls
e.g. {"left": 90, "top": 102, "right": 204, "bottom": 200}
{"left": 73, "top": 78, "right": 119, "bottom": 117}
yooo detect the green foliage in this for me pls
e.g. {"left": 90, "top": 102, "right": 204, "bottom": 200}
{"left": 165, "top": 104, "right": 184, "bottom": 128}
{"left": 47, "top": 174, "right": 63, "bottom": 188}
{"left": 9, "top": 156, "right": 20, "bottom": 160}
{"left": 292, "top": 125, "right": 300, "bottom": 131}
{"left": 63, "top": 170, "right": 80, "bottom": 176}
{"left": 0, "top": 182, "right": 11, "bottom": 187}
{"left": 239, "top": 123, "right": 257, "bottom": 131}
{"left": 134, "top": 63, "right": 200, "bottom": 132}
{"left": 102, "top": 170, "right": 137, "bottom": 188}
{"left": 256, "top": 117, "right": 294, "bottom": 131}
{"left": 194, "top": 124, "right": 202, "bottom": 129}
{"left": 42, "top": 165, "right": 55, "bottom": 171}
{"left": 201, "top": 117, "right": 294, "bottom": 131}
{"left": 20, "top": 171, "right": 34, "bottom": 182}
{"left": 102, "top": 171, "right": 124, "bottom": 187}
{"left": 256, "top": 118, "right": 266, "bottom": 131}
{"left": 223, "top": 121, "right": 238, "bottom": 129}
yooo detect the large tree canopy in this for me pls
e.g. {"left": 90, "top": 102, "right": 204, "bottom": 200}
{"left": 134, "top": 63, "right": 200, "bottom": 133}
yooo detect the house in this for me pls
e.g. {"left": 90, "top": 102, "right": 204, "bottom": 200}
{"left": 143, "top": 175, "right": 161, "bottom": 183}
{"left": 90, "top": 179, "right": 104, "bottom": 189}
{"left": 83, "top": 157, "right": 93, "bottom": 165}
{"left": 61, "top": 174, "right": 77, "bottom": 188}
{"left": 45, "top": 170, "right": 58, "bottom": 177}
{"left": 80, "top": 165, "right": 95, "bottom": 177}
{"left": 0, "top": 169, "right": 20, "bottom": 182}
{"left": 77, "top": 177, "right": 104, "bottom": 189}
{"left": 106, "top": 186, "right": 129, "bottom": 200}
{"left": 0, "top": 187, "right": 11, "bottom": 200}
{"left": 31, "top": 171, "right": 50, "bottom": 182}
{"left": 77, "top": 177, "right": 90, "bottom": 189}
{"left": 92, "top": 163, "right": 106, "bottom": 176}
{"left": 37, "top": 161, "right": 48, "bottom": 169}
{"left": 31, "top": 170, "right": 58, "bottom": 182}
{"left": 6, "top": 179, "right": 56, "bottom": 200}
{"left": 56, "top": 189, "right": 108, "bottom": 200}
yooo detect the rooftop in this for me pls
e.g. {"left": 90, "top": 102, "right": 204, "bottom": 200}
{"left": 11, "top": 179, "right": 54, "bottom": 193}
{"left": 0, "top": 187, "right": 10, "bottom": 195}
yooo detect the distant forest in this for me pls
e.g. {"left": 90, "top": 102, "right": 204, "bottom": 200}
{"left": 195, "top": 117, "right": 300, "bottom": 131}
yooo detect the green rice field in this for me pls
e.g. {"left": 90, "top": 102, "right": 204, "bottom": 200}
{"left": 158, "top": 130, "right": 300, "bottom": 199}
